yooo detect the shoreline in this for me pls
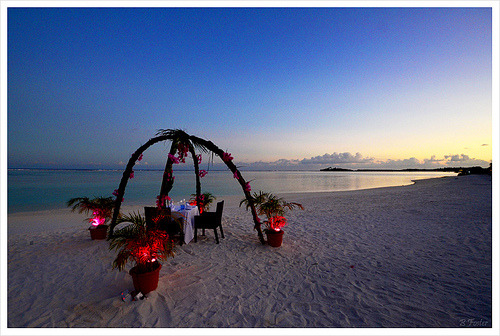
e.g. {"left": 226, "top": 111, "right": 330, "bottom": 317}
{"left": 7, "top": 170, "right": 457, "bottom": 215}
{"left": 6, "top": 174, "right": 454, "bottom": 218}
{"left": 6, "top": 174, "right": 493, "bottom": 328}
{"left": 6, "top": 175, "right": 462, "bottom": 238}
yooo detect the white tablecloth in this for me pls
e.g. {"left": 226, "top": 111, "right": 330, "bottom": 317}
{"left": 171, "top": 205, "right": 198, "bottom": 244}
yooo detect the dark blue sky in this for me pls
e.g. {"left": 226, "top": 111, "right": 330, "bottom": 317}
{"left": 7, "top": 6, "right": 493, "bottom": 169}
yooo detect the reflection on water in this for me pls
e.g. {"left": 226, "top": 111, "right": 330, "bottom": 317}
{"left": 7, "top": 169, "right": 456, "bottom": 213}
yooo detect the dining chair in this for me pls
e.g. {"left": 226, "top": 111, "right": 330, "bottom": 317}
{"left": 144, "top": 206, "right": 184, "bottom": 245}
{"left": 194, "top": 200, "right": 224, "bottom": 244}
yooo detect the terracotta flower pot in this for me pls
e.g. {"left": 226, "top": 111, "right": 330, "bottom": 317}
{"left": 89, "top": 225, "right": 108, "bottom": 240}
{"left": 129, "top": 263, "right": 162, "bottom": 294}
{"left": 266, "top": 229, "right": 284, "bottom": 247}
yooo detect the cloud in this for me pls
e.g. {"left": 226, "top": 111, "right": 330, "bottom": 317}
{"left": 423, "top": 155, "right": 442, "bottom": 164}
{"left": 300, "top": 152, "right": 374, "bottom": 165}
{"left": 239, "top": 152, "right": 491, "bottom": 170}
{"left": 444, "top": 154, "right": 470, "bottom": 162}
{"left": 116, "top": 151, "right": 490, "bottom": 171}
{"left": 443, "top": 154, "right": 490, "bottom": 167}
{"left": 236, "top": 152, "right": 375, "bottom": 171}
{"left": 238, "top": 159, "right": 300, "bottom": 170}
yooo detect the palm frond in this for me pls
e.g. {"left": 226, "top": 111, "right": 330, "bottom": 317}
{"left": 187, "top": 134, "right": 211, "bottom": 153}
{"left": 156, "top": 129, "right": 189, "bottom": 141}
{"left": 156, "top": 129, "right": 210, "bottom": 154}
{"left": 116, "top": 211, "right": 147, "bottom": 228}
{"left": 67, "top": 197, "right": 91, "bottom": 213}
{"left": 241, "top": 191, "right": 303, "bottom": 221}
{"left": 108, "top": 211, "right": 176, "bottom": 271}
{"left": 67, "top": 196, "right": 116, "bottom": 224}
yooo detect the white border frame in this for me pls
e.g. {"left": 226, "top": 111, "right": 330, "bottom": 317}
{"left": 1, "top": 1, "right": 498, "bottom": 336}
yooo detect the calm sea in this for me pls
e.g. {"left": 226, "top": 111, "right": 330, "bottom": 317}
{"left": 7, "top": 169, "right": 456, "bottom": 214}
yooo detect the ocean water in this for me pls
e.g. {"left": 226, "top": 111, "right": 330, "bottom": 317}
{"left": 7, "top": 169, "right": 456, "bottom": 214}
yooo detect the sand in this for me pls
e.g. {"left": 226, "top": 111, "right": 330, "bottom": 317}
{"left": 4, "top": 175, "right": 494, "bottom": 330}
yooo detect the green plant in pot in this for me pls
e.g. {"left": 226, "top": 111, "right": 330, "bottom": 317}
{"left": 67, "top": 196, "right": 116, "bottom": 240}
{"left": 240, "top": 191, "right": 303, "bottom": 247}
{"left": 109, "top": 212, "right": 175, "bottom": 295}
{"left": 190, "top": 192, "right": 216, "bottom": 214}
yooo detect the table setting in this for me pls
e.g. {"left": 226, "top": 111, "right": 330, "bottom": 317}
{"left": 169, "top": 200, "right": 199, "bottom": 244}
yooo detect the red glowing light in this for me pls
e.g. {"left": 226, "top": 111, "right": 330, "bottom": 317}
{"left": 268, "top": 216, "right": 287, "bottom": 232}
{"left": 90, "top": 212, "right": 106, "bottom": 227}
{"left": 126, "top": 230, "right": 170, "bottom": 265}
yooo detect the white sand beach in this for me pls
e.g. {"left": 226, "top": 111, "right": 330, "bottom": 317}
{"left": 5, "top": 175, "right": 493, "bottom": 330}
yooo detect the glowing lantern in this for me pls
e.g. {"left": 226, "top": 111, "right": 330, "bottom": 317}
{"left": 90, "top": 211, "right": 106, "bottom": 227}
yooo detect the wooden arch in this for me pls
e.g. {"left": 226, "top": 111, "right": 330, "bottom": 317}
{"left": 108, "top": 130, "right": 265, "bottom": 244}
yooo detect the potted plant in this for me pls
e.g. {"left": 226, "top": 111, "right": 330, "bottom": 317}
{"left": 190, "top": 192, "right": 216, "bottom": 214}
{"left": 67, "top": 196, "right": 116, "bottom": 240}
{"left": 240, "top": 191, "right": 303, "bottom": 247}
{"left": 109, "top": 212, "right": 175, "bottom": 295}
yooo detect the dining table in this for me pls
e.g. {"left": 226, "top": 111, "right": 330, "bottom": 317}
{"left": 170, "top": 204, "right": 199, "bottom": 244}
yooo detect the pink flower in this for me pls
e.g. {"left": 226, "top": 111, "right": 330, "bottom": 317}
{"left": 198, "top": 170, "right": 208, "bottom": 178}
{"left": 176, "top": 143, "right": 190, "bottom": 163}
{"left": 196, "top": 154, "right": 202, "bottom": 164}
{"left": 113, "top": 189, "right": 124, "bottom": 202}
{"left": 244, "top": 182, "right": 251, "bottom": 192}
{"left": 156, "top": 195, "right": 170, "bottom": 208}
{"left": 233, "top": 171, "right": 239, "bottom": 179}
{"left": 222, "top": 152, "right": 233, "bottom": 162}
{"left": 130, "top": 170, "right": 135, "bottom": 179}
{"left": 168, "top": 153, "right": 180, "bottom": 164}
{"left": 138, "top": 154, "right": 143, "bottom": 161}
{"left": 177, "top": 143, "right": 189, "bottom": 156}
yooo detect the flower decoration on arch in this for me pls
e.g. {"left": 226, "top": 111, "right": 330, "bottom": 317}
{"left": 164, "top": 171, "right": 175, "bottom": 182}
{"left": 168, "top": 153, "right": 180, "bottom": 164}
{"left": 112, "top": 189, "right": 124, "bottom": 203}
{"left": 222, "top": 152, "right": 233, "bottom": 162}
{"left": 156, "top": 195, "right": 171, "bottom": 208}
{"left": 176, "top": 143, "right": 190, "bottom": 163}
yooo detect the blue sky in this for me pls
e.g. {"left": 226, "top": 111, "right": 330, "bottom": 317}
{"left": 6, "top": 5, "right": 494, "bottom": 170}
